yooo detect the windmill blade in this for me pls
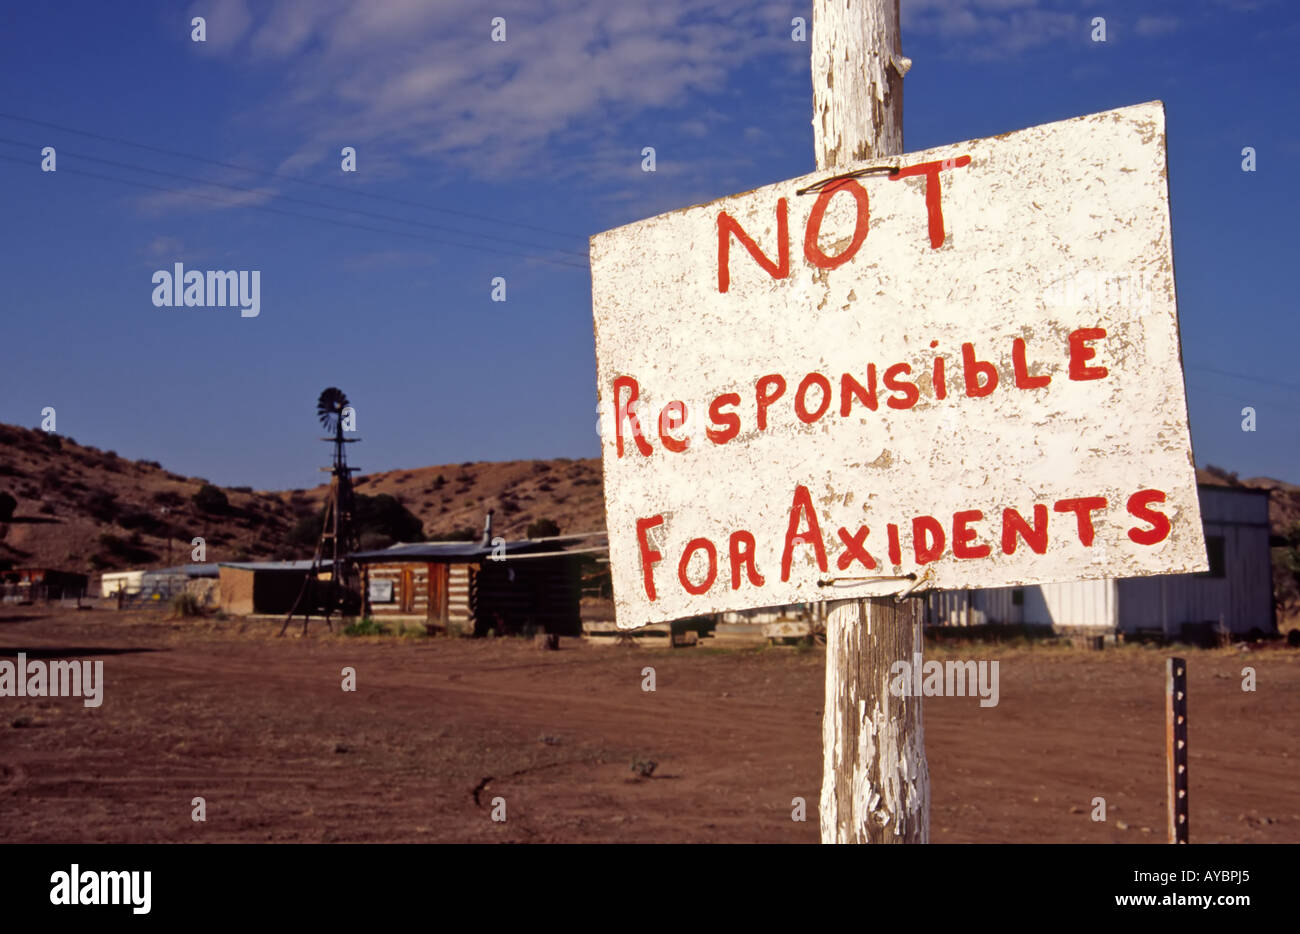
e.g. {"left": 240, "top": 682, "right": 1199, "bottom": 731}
{"left": 317, "top": 387, "right": 350, "bottom": 429}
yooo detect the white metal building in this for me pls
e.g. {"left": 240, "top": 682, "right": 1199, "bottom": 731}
{"left": 926, "top": 484, "right": 1274, "bottom": 638}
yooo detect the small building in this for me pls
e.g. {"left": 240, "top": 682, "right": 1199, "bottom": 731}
{"left": 925, "top": 484, "right": 1275, "bottom": 640}
{"left": 217, "top": 561, "right": 323, "bottom": 617}
{"left": 100, "top": 570, "right": 146, "bottom": 598}
{"left": 353, "top": 529, "right": 585, "bottom": 637}
{"left": 1, "top": 567, "right": 89, "bottom": 602}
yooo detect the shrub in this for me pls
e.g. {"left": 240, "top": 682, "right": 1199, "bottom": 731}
{"left": 438, "top": 526, "right": 478, "bottom": 542}
{"left": 171, "top": 593, "right": 205, "bottom": 618}
{"left": 119, "top": 510, "right": 164, "bottom": 534}
{"left": 286, "top": 492, "right": 424, "bottom": 551}
{"left": 96, "top": 532, "right": 157, "bottom": 564}
{"left": 192, "top": 484, "right": 229, "bottom": 515}
{"left": 526, "top": 518, "right": 561, "bottom": 539}
{"left": 152, "top": 490, "right": 185, "bottom": 508}
{"left": 343, "top": 618, "right": 389, "bottom": 637}
{"left": 85, "top": 491, "right": 121, "bottom": 522}
{"left": 39, "top": 468, "right": 63, "bottom": 493}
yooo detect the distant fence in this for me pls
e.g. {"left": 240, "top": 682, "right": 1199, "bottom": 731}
{"left": 0, "top": 582, "right": 89, "bottom": 604}
{"left": 110, "top": 575, "right": 218, "bottom": 610}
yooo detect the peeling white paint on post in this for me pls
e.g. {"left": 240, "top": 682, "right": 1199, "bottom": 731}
{"left": 812, "top": 0, "right": 909, "bottom": 167}
{"left": 814, "top": 0, "right": 920, "bottom": 846}
{"left": 819, "top": 597, "right": 928, "bottom": 843}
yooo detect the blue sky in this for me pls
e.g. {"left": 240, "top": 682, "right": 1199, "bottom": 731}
{"left": 1, "top": 0, "right": 1296, "bottom": 489}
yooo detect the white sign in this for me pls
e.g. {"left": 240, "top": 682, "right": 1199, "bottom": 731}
{"left": 590, "top": 101, "right": 1206, "bottom": 628}
{"left": 369, "top": 578, "right": 394, "bottom": 603}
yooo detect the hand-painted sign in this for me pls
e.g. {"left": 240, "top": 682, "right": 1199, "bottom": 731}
{"left": 590, "top": 101, "right": 1206, "bottom": 627}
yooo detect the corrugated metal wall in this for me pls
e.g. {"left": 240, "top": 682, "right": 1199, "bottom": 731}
{"left": 925, "top": 580, "right": 1116, "bottom": 628}
{"left": 1116, "top": 488, "right": 1272, "bottom": 635}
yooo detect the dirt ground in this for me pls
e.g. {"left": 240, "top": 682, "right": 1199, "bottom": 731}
{"left": 1, "top": 606, "right": 1296, "bottom": 843}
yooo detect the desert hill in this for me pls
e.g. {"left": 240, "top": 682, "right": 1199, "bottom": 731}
{"left": 0, "top": 423, "right": 604, "bottom": 574}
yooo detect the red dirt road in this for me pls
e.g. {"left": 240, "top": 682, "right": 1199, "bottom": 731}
{"left": 1, "top": 607, "right": 1296, "bottom": 843}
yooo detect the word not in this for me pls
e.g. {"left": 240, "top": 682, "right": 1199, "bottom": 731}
{"left": 611, "top": 329, "right": 1108, "bottom": 458}
{"left": 717, "top": 158, "right": 970, "bottom": 292}
{"left": 888, "top": 655, "right": 999, "bottom": 707}
{"left": 0, "top": 653, "right": 102, "bottom": 707}
{"left": 633, "top": 485, "right": 1172, "bottom": 601}
{"left": 50, "top": 864, "right": 150, "bottom": 914}
{"left": 151, "top": 263, "right": 260, "bottom": 318}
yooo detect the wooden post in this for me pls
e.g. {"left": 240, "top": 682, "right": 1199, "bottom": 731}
{"left": 813, "top": 0, "right": 928, "bottom": 844}
{"left": 1165, "top": 657, "right": 1189, "bottom": 843}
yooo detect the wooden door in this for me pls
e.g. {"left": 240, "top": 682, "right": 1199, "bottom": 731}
{"left": 400, "top": 567, "right": 414, "bottom": 613}
{"left": 427, "top": 563, "right": 448, "bottom": 624}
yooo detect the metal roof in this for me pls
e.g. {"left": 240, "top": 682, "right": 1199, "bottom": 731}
{"left": 352, "top": 539, "right": 563, "bottom": 562}
{"left": 217, "top": 560, "right": 327, "bottom": 571}
{"left": 146, "top": 563, "right": 222, "bottom": 577}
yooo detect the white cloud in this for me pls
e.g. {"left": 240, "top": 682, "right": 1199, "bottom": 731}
{"left": 903, "top": 0, "right": 1081, "bottom": 61}
{"left": 197, "top": 0, "right": 790, "bottom": 179}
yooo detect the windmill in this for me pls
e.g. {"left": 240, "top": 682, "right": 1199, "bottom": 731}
{"left": 281, "top": 387, "right": 362, "bottom": 635}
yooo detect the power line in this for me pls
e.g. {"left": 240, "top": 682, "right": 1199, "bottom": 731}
{"left": 0, "top": 135, "right": 589, "bottom": 260}
{"left": 1185, "top": 364, "right": 1300, "bottom": 395}
{"left": 1184, "top": 381, "right": 1298, "bottom": 413}
{"left": 0, "top": 111, "right": 587, "bottom": 240}
{"left": 0, "top": 154, "right": 590, "bottom": 270}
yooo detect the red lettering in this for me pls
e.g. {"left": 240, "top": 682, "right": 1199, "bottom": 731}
{"left": 961, "top": 343, "right": 999, "bottom": 397}
{"left": 795, "top": 373, "right": 832, "bottom": 423}
{"left": 913, "top": 515, "right": 946, "bottom": 564}
{"left": 1127, "top": 489, "right": 1172, "bottom": 545}
{"left": 888, "top": 156, "right": 971, "bottom": 249}
{"left": 883, "top": 363, "right": 919, "bottom": 410}
{"left": 1012, "top": 338, "right": 1051, "bottom": 389}
{"left": 1068, "top": 328, "right": 1108, "bottom": 381}
{"left": 840, "top": 368, "right": 878, "bottom": 415}
{"left": 614, "top": 376, "right": 653, "bottom": 457}
{"left": 1054, "top": 496, "right": 1108, "bottom": 547}
{"left": 706, "top": 392, "right": 741, "bottom": 444}
{"left": 756, "top": 374, "right": 787, "bottom": 430}
{"left": 729, "top": 531, "right": 765, "bottom": 589}
{"left": 678, "top": 537, "right": 718, "bottom": 596}
{"left": 657, "top": 400, "right": 689, "bottom": 453}
{"left": 1001, "top": 505, "right": 1049, "bottom": 555}
{"left": 781, "top": 485, "right": 827, "bottom": 582}
{"left": 887, "top": 523, "right": 902, "bottom": 565}
{"left": 952, "top": 510, "right": 991, "bottom": 559}
{"left": 635, "top": 515, "right": 664, "bottom": 600}
{"left": 836, "top": 526, "right": 878, "bottom": 571}
{"left": 718, "top": 200, "right": 789, "bottom": 293}
{"left": 804, "top": 180, "right": 870, "bottom": 270}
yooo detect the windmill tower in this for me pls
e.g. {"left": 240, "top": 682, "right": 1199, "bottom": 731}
{"left": 281, "top": 387, "right": 361, "bottom": 635}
